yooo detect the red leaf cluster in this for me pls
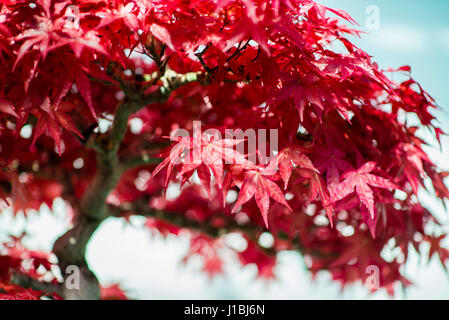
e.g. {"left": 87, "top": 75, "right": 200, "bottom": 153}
{"left": 0, "top": 0, "right": 448, "bottom": 297}
{"left": 0, "top": 236, "right": 60, "bottom": 300}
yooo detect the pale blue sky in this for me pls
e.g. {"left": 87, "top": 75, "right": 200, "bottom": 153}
{"left": 322, "top": 0, "right": 449, "bottom": 127}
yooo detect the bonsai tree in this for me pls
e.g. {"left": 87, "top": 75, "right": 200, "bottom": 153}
{"left": 0, "top": 0, "right": 447, "bottom": 300}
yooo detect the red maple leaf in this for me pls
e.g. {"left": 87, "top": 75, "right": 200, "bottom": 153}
{"left": 276, "top": 147, "right": 319, "bottom": 190}
{"left": 331, "top": 161, "right": 397, "bottom": 219}
{"left": 232, "top": 164, "right": 292, "bottom": 228}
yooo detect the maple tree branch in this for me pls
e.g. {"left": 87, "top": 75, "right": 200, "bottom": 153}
{"left": 108, "top": 200, "right": 337, "bottom": 260}
{"left": 52, "top": 216, "right": 103, "bottom": 299}
{"left": 195, "top": 43, "right": 218, "bottom": 77}
{"left": 51, "top": 98, "right": 157, "bottom": 299}
{"left": 52, "top": 97, "right": 155, "bottom": 299}
{"left": 143, "top": 41, "right": 170, "bottom": 85}
{"left": 52, "top": 77, "right": 200, "bottom": 299}
{"left": 226, "top": 39, "right": 251, "bottom": 63}
{"left": 120, "top": 154, "right": 162, "bottom": 171}
{"left": 10, "top": 273, "right": 63, "bottom": 297}
{"left": 109, "top": 204, "right": 258, "bottom": 238}
{"left": 108, "top": 204, "right": 338, "bottom": 266}
{"left": 110, "top": 201, "right": 286, "bottom": 247}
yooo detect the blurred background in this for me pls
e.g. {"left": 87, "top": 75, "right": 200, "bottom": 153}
{"left": 1, "top": 0, "right": 449, "bottom": 299}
